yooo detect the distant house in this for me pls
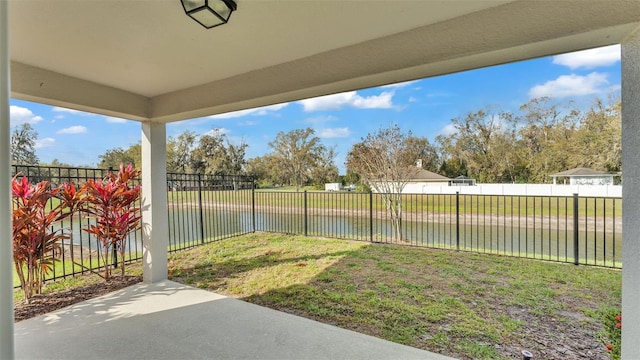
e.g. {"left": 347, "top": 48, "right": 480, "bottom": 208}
{"left": 450, "top": 175, "right": 476, "bottom": 186}
{"left": 410, "top": 168, "right": 451, "bottom": 185}
{"left": 369, "top": 165, "right": 450, "bottom": 194}
{"left": 402, "top": 168, "right": 451, "bottom": 193}
{"left": 549, "top": 167, "right": 614, "bottom": 185}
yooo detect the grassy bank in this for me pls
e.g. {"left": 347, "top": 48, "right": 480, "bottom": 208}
{"left": 169, "top": 189, "right": 622, "bottom": 218}
{"left": 168, "top": 233, "right": 621, "bottom": 359}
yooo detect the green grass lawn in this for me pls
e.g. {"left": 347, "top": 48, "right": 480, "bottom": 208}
{"left": 13, "top": 250, "right": 143, "bottom": 288}
{"left": 12, "top": 261, "right": 143, "bottom": 302}
{"left": 167, "top": 232, "right": 621, "bottom": 359}
{"left": 13, "top": 232, "right": 621, "bottom": 358}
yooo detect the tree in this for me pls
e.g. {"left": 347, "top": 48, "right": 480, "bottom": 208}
{"left": 190, "top": 130, "right": 226, "bottom": 175}
{"left": 309, "top": 146, "right": 339, "bottom": 188}
{"left": 343, "top": 169, "right": 361, "bottom": 187}
{"left": 400, "top": 135, "right": 440, "bottom": 173}
{"left": 436, "top": 108, "right": 524, "bottom": 183}
{"left": 438, "top": 157, "right": 468, "bottom": 179}
{"left": 98, "top": 143, "right": 141, "bottom": 169}
{"left": 568, "top": 99, "right": 621, "bottom": 173}
{"left": 346, "top": 124, "right": 423, "bottom": 240}
{"left": 246, "top": 156, "right": 269, "bottom": 187}
{"left": 220, "top": 139, "right": 248, "bottom": 177}
{"left": 189, "top": 129, "right": 248, "bottom": 178}
{"left": 219, "top": 139, "right": 248, "bottom": 189}
{"left": 167, "top": 130, "right": 197, "bottom": 173}
{"left": 47, "top": 159, "right": 75, "bottom": 167}
{"left": 268, "top": 128, "right": 329, "bottom": 191}
{"left": 246, "top": 155, "right": 285, "bottom": 187}
{"left": 11, "top": 123, "right": 39, "bottom": 165}
{"left": 517, "top": 97, "right": 580, "bottom": 183}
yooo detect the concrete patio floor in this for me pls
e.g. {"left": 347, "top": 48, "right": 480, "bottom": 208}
{"left": 15, "top": 280, "right": 453, "bottom": 360}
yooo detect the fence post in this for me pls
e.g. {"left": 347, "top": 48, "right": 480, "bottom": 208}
{"left": 251, "top": 185, "right": 256, "bottom": 233}
{"left": 109, "top": 150, "right": 118, "bottom": 268}
{"left": 304, "top": 191, "right": 308, "bottom": 236}
{"left": 197, "top": 174, "right": 205, "bottom": 245}
{"left": 573, "top": 193, "right": 579, "bottom": 265}
{"left": 456, "top": 191, "right": 460, "bottom": 251}
{"left": 369, "top": 191, "right": 374, "bottom": 242}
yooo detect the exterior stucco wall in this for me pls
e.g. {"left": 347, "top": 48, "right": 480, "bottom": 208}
{"left": 621, "top": 28, "right": 640, "bottom": 359}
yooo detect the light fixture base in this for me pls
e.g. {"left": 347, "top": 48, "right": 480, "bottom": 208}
{"left": 181, "top": 0, "right": 237, "bottom": 29}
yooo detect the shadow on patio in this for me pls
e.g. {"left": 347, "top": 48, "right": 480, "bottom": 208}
{"left": 15, "top": 280, "right": 452, "bottom": 360}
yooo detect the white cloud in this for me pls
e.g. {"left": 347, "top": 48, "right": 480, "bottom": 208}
{"left": 10, "top": 106, "right": 43, "bottom": 127}
{"left": 34, "top": 138, "right": 55, "bottom": 148}
{"left": 299, "top": 91, "right": 394, "bottom": 112}
{"left": 209, "top": 103, "right": 289, "bottom": 119}
{"left": 552, "top": 45, "right": 620, "bottom": 69}
{"left": 204, "top": 128, "right": 230, "bottom": 137}
{"left": 528, "top": 72, "right": 618, "bottom": 99}
{"left": 57, "top": 125, "right": 87, "bottom": 134}
{"left": 104, "top": 116, "right": 128, "bottom": 123}
{"left": 318, "top": 127, "right": 351, "bottom": 138}
{"left": 439, "top": 124, "right": 457, "bottom": 136}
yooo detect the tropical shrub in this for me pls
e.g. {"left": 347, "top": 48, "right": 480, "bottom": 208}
{"left": 57, "top": 181, "right": 83, "bottom": 265}
{"left": 601, "top": 309, "right": 621, "bottom": 360}
{"left": 11, "top": 176, "right": 78, "bottom": 301}
{"left": 80, "top": 163, "right": 141, "bottom": 279}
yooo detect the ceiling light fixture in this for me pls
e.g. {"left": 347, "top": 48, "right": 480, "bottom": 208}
{"left": 180, "top": 0, "right": 237, "bottom": 29}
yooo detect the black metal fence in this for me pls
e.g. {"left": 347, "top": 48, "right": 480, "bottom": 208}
{"left": 166, "top": 173, "right": 254, "bottom": 252}
{"left": 250, "top": 191, "right": 622, "bottom": 268}
{"left": 9, "top": 165, "right": 623, "bottom": 288}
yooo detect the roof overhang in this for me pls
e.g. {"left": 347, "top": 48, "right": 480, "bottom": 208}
{"left": 9, "top": 0, "right": 640, "bottom": 123}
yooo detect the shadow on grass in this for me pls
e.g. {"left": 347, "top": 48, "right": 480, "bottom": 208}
{"left": 168, "top": 234, "right": 621, "bottom": 360}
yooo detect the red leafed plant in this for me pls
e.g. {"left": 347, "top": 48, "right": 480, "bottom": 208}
{"left": 601, "top": 309, "right": 621, "bottom": 360}
{"left": 80, "top": 163, "right": 141, "bottom": 279}
{"left": 57, "top": 181, "right": 84, "bottom": 266}
{"left": 11, "top": 176, "right": 78, "bottom": 302}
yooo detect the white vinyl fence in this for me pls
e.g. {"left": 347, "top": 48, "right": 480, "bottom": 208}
{"left": 406, "top": 183, "right": 621, "bottom": 198}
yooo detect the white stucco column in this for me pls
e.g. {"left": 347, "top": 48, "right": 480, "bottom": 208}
{"left": 0, "top": 1, "right": 14, "bottom": 358}
{"left": 141, "top": 121, "right": 168, "bottom": 283}
{"left": 621, "top": 28, "right": 640, "bottom": 359}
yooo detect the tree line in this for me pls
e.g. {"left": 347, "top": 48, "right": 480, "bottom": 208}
{"left": 11, "top": 97, "right": 621, "bottom": 187}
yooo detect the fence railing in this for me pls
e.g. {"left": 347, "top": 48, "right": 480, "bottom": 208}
{"left": 250, "top": 191, "right": 622, "bottom": 268}
{"left": 9, "top": 165, "right": 622, "bottom": 288}
{"left": 166, "top": 173, "right": 254, "bottom": 252}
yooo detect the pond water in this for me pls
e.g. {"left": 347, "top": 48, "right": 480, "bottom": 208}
{"left": 167, "top": 207, "right": 622, "bottom": 267}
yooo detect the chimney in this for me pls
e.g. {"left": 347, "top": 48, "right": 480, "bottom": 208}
{"left": 416, "top": 159, "right": 423, "bottom": 168}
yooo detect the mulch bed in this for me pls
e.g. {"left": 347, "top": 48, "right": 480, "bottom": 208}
{"left": 14, "top": 275, "right": 142, "bottom": 322}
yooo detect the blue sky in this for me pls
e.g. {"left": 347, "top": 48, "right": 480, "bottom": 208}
{"left": 10, "top": 45, "right": 621, "bottom": 173}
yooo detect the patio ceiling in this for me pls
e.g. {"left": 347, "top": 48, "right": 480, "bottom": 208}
{"left": 9, "top": 0, "right": 640, "bottom": 123}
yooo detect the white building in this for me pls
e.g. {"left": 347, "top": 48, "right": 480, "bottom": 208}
{"left": 550, "top": 167, "right": 615, "bottom": 186}
{"left": 404, "top": 168, "right": 451, "bottom": 193}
